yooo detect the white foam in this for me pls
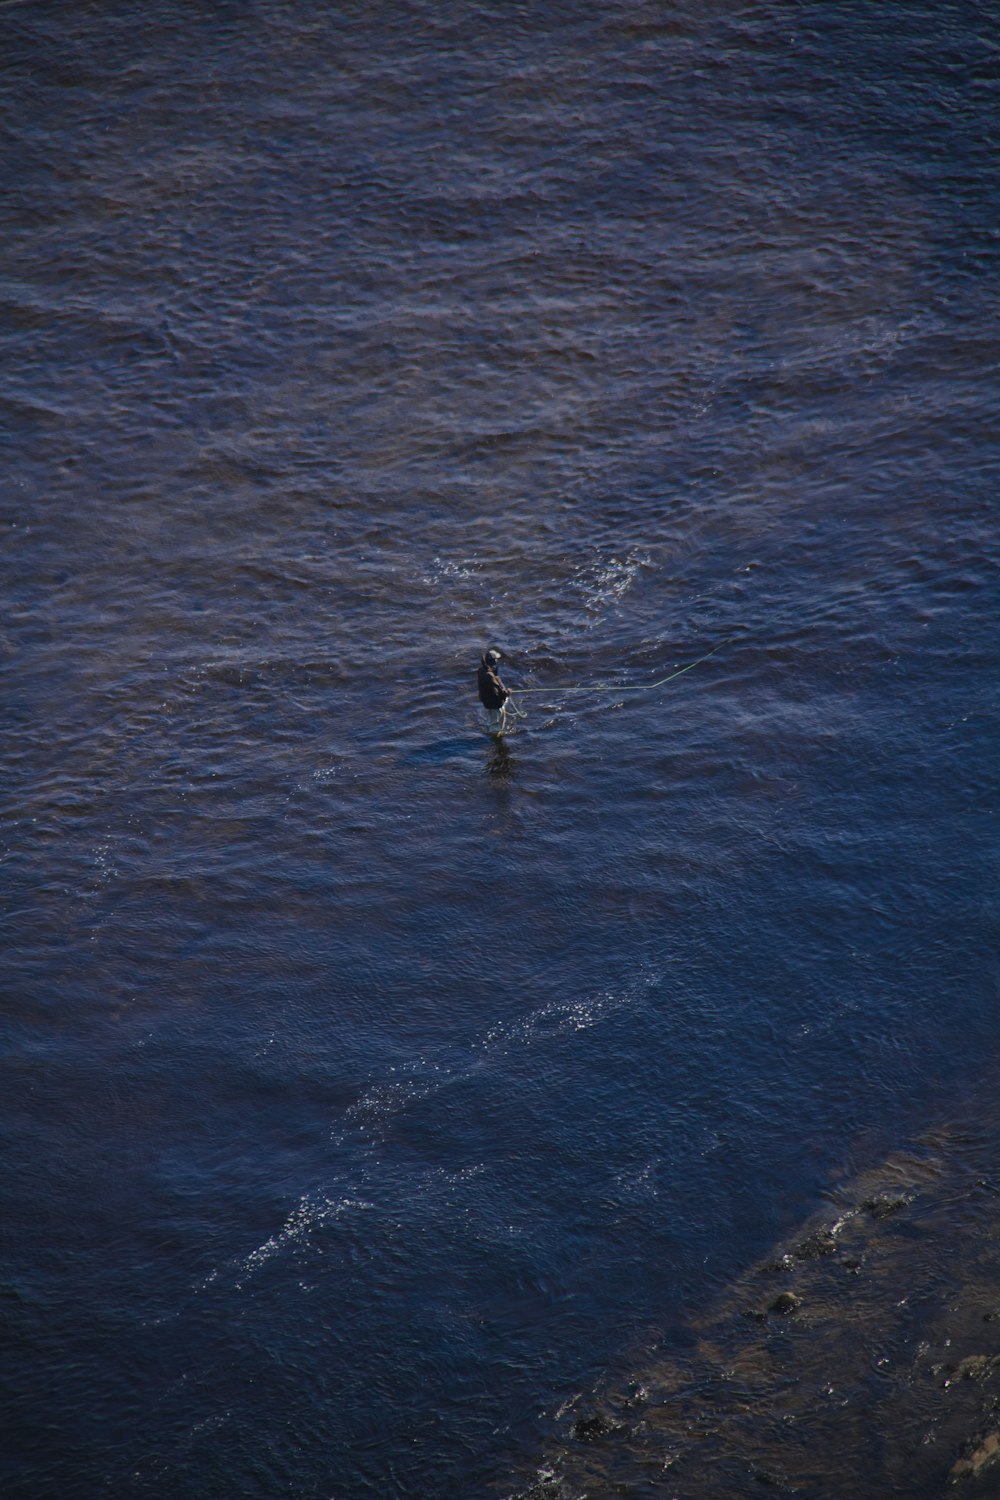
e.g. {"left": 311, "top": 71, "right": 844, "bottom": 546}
{"left": 573, "top": 549, "right": 651, "bottom": 625}
{"left": 481, "top": 967, "right": 657, "bottom": 1055}
{"left": 234, "top": 1193, "right": 373, "bottom": 1285}
{"left": 223, "top": 968, "right": 658, "bottom": 1287}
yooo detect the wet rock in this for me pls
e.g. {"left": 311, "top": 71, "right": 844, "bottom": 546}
{"left": 939, "top": 1355, "right": 1000, "bottom": 1388}
{"left": 514, "top": 1123, "right": 1000, "bottom": 1499}
{"left": 792, "top": 1228, "right": 837, "bottom": 1261}
{"left": 753, "top": 1469, "right": 786, "bottom": 1488}
{"left": 573, "top": 1412, "right": 623, "bottom": 1443}
{"left": 861, "top": 1193, "right": 906, "bottom": 1220}
{"left": 954, "top": 1355, "right": 1000, "bottom": 1382}
{"left": 515, "top": 1479, "right": 572, "bottom": 1500}
{"left": 950, "top": 1429, "right": 1000, "bottom": 1483}
{"left": 619, "top": 1381, "right": 648, "bottom": 1411}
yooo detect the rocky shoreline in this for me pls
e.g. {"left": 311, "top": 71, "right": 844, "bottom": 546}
{"left": 510, "top": 1124, "right": 1000, "bottom": 1498}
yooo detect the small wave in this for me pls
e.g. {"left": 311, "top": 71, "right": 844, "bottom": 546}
{"left": 420, "top": 554, "right": 483, "bottom": 586}
{"left": 311, "top": 765, "right": 338, "bottom": 782}
{"left": 483, "top": 964, "right": 660, "bottom": 1054}
{"left": 341, "top": 1071, "right": 441, "bottom": 1134}
{"left": 232, "top": 1193, "right": 373, "bottom": 1285}
{"left": 336, "top": 967, "right": 660, "bottom": 1150}
{"left": 224, "top": 969, "right": 660, "bottom": 1287}
{"left": 480, "top": 988, "right": 638, "bottom": 1051}
{"left": 572, "top": 549, "right": 651, "bottom": 625}
{"left": 612, "top": 1159, "right": 661, "bottom": 1201}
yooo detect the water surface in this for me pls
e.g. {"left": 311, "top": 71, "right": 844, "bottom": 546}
{"left": 2, "top": 2, "right": 998, "bottom": 1495}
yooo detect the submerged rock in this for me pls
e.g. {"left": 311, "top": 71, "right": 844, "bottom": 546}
{"left": 953, "top": 1355, "right": 1000, "bottom": 1382}
{"left": 792, "top": 1228, "right": 838, "bottom": 1261}
{"left": 509, "top": 1132, "right": 1000, "bottom": 1500}
{"left": 950, "top": 1429, "right": 1000, "bottom": 1483}
{"left": 572, "top": 1412, "right": 623, "bottom": 1443}
{"left": 861, "top": 1193, "right": 907, "bottom": 1220}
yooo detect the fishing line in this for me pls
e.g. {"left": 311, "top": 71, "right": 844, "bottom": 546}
{"left": 507, "top": 637, "right": 733, "bottom": 702}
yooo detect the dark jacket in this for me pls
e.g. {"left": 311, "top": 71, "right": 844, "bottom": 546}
{"left": 477, "top": 653, "right": 509, "bottom": 711}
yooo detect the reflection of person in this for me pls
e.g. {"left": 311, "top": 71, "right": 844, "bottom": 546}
{"left": 477, "top": 647, "right": 510, "bottom": 731}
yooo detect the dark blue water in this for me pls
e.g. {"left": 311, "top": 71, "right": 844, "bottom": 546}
{"left": 2, "top": 2, "right": 998, "bottom": 1495}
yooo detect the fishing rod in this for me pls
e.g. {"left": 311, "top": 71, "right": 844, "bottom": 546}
{"left": 507, "top": 637, "right": 733, "bottom": 700}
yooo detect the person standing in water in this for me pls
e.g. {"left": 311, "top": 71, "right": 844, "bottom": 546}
{"left": 477, "top": 647, "right": 510, "bottom": 732}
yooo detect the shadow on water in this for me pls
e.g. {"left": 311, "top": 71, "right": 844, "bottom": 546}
{"left": 485, "top": 733, "right": 518, "bottom": 784}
